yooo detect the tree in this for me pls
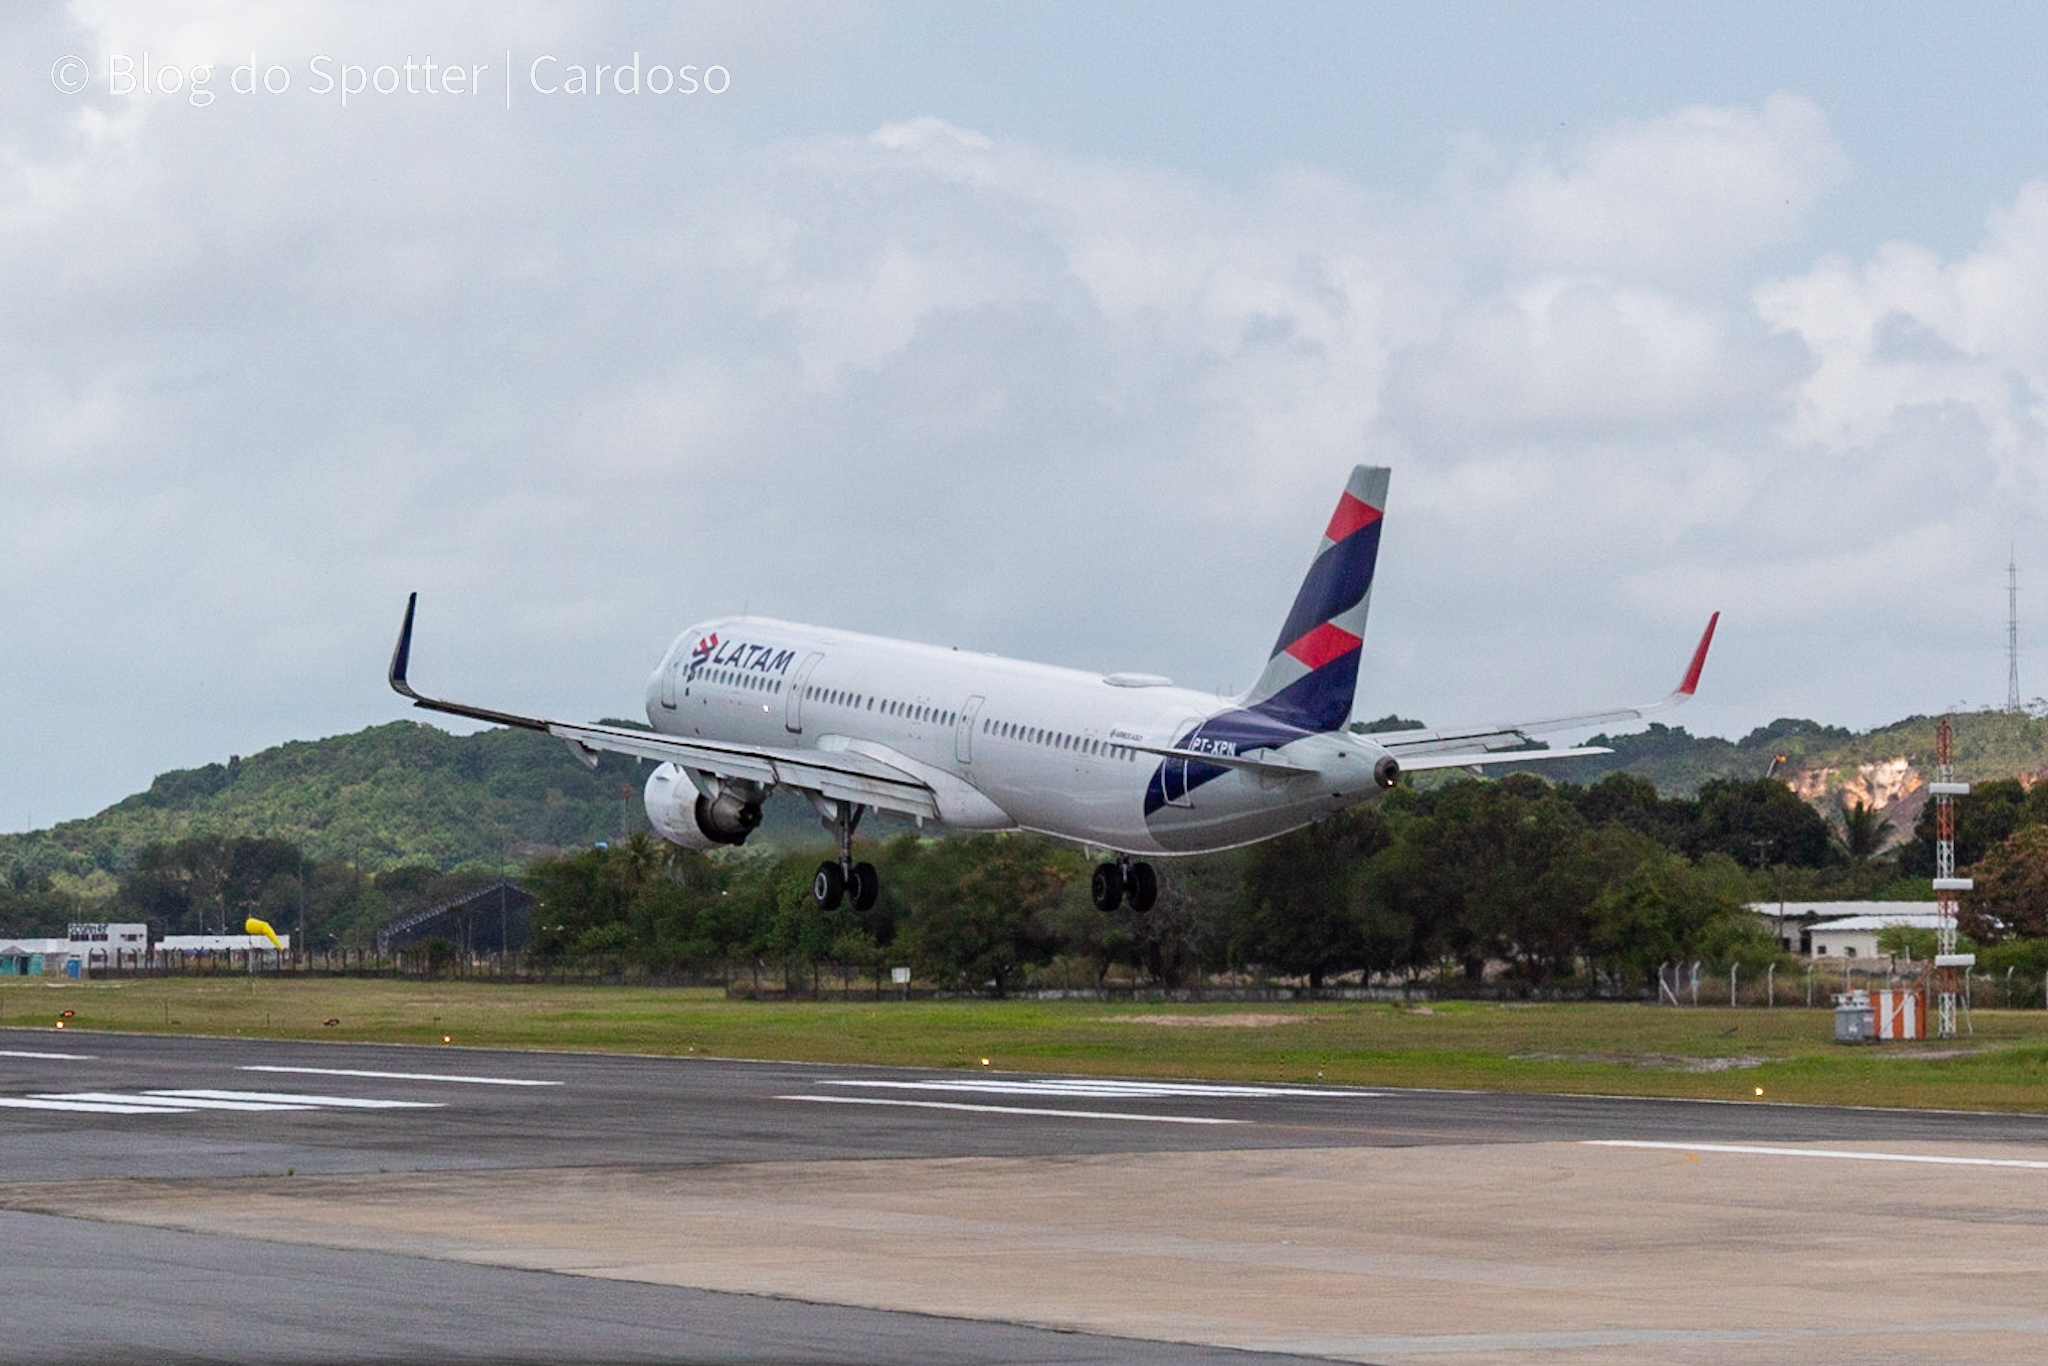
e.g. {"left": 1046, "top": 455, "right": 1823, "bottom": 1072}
{"left": 1900, "top": 778, "right": 2034, "bottom": 876}
{"left": 1963, "top": 825, "right": 2048, "bottom": 943}
{"left": 1235, "top": 806, "right": 1388, "bottom": 989}
{"left": 1585, "top": 850, "right": 1736, "bottom": 988}
{"left": 1876, "top": 924, "right": 1939, "bottom": 962}
{"left": 894, "top": 835, "right": 1069, "bottom": 995}
{"left": 1690, "top": 778, "right": 1835, "bottom": 868}
{"left": 1364, "top": 777, "right": 1596, "bottom": 986}
{"left": 113, "top": 835, "right": 307, "bottom": 935}
{"left": 1840, "top": 801, "right": 1895, "bottom": 860}
{"left": 1564, "top": 772, "right": 1696, "bottom": 853}
{"left": 0, "top": 875, "right": 83, "bottom": 938}
{"left": 626, "top": 849, "right": 736, "bottom": 974}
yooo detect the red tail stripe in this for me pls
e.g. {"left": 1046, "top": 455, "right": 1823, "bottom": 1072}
{"left": 1322, "top": 492, "right": 1382, "bottom": 545}
{"left": 1284, "top": 621, "right": 1363, "bottom": 671}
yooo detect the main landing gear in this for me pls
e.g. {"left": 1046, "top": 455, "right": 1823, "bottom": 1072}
{"left": 812, "top": 801, "right": 879, "bottom": 913}
{"left": 1091, "top": 855, "right": 1157, "bottom": 915}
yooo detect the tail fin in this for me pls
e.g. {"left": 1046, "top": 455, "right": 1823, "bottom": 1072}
{"left": 1241, "top": 465, "right": 1389, "bottom": 733}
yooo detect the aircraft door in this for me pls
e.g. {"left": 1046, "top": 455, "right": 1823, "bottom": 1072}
{"left": 660, "top": 648, "right": 681, "bottom": 709}
{"left": 955, "top": 695, "right": 985, "bottom": 764}
{"left": 785, "top": 652, "right": 825, "bottom": 734}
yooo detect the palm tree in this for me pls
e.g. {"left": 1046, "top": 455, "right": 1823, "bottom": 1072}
{"left": 1842, "top": 800, "right": 1895, "bottom": 860}
{"left": 619, "top": 830, "right": 660, "bottom": 894}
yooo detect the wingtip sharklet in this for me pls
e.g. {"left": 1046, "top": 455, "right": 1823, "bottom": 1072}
{"left": 1676, "top": 611, "right": 1720, "bottom": 697}
{"left": 388, "top": 592, "right": 421, "bottom": 700}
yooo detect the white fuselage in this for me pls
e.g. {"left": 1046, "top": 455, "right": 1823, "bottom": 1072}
{"left": 643, "top": 616, "right": 1390, "bottom": 856}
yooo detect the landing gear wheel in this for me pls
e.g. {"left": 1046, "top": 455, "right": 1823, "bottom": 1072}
{"left": 1126, "top": 861, "right": 1159, "bottom": 915}
{"left": 1091, "top": 863, "right": 1124, "bottom": 913}
{"left": 848, "top": 861, "right": 880, "bottom": 913}
{"left": 812, "top": 860, "right": 846, "bottom": 911}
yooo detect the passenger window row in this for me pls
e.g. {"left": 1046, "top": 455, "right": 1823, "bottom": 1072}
{"left": 802, "top": 683, "right": 955, "bottom": 728}
{"left": 704, "top": 668, "right": 782, "bottom": 694}
{"left": 980, "top": 716, "right": 1135, "bottom": 761}
{"left": 701, "top": 671, "right": 1136, "bottom": 762}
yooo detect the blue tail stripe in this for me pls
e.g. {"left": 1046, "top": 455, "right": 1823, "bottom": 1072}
{"left": 1268, "top": 520, "right": 1382, "bottom": 659}
{"left": 1249, "top": 650, "right": 1360, "bottom": 733}
{"left": 1139, "top": 707, "right": 1327, "bottom": 816}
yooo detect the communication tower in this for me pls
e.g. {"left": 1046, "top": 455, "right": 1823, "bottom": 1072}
{"left": 2008, "top": 553, "right": 2022, "bottom": 714}
{"left": 1929, "top": 716, "right": 1974, "bottom": 1038}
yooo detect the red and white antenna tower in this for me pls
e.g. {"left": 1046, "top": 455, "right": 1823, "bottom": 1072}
{"left": 1930, "top": 716, "right": 1974, "bottom": 1038}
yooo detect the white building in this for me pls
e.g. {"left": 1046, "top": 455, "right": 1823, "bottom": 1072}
{"left": 66, "top": 922, "right": 149, "bottom": 969}
{"left": 1748, "top": 902, "right": 1943, "bottom": 960}
{"left": 0, "top": 922, "right": 149, "bottom": 975}
{"left": 155, "top": 933, "right": 290, "bottom": 967}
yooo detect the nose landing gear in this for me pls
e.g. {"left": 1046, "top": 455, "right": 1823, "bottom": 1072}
{"left": 1090, "top": 855, "right": 1158, "bottom": 914}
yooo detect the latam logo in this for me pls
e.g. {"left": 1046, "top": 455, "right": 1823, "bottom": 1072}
{"left": 688, "top": 637, "right": 797, "bottom": 679}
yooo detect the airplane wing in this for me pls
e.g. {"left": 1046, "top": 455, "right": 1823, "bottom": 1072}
{"left": 1391, "top": 745, "right": 1615, "bottom": 772}
{"left": 1369, "top": 612, "right": 1719, "bottom": 765}
{"left": 387, "top": 595, "right": 941, "bottom": 821}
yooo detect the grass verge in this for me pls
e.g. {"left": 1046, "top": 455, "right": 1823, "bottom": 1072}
{"left": 6, "top": 977, "right": 2048, "bottom": 1113}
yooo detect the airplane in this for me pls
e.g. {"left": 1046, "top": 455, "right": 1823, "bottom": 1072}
{"left": 388, "top": 466, "right": 1718, "bottom": 916}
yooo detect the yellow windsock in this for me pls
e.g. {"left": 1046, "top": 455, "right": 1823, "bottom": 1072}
{"left": 244, "top": 917, "right": 283, "bottom": 950}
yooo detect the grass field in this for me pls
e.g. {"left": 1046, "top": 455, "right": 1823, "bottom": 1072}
{"left": 6, "top": 976, "right": 2048, "bottom": 1113}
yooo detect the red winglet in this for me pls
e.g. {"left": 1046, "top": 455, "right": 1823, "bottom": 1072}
{"left": 1676, "top": 612, "right": 1720, "bottom": 696}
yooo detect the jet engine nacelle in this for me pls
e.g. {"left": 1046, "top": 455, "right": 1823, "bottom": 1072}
{"left": 644, "top": 763, "right": 764, "bottom": 850}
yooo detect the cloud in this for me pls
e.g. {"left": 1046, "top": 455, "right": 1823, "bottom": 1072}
{"left": 0, "top": 9, "right": 2031, "bottom": 831}
{"left": 1463, "top": 93, "right": 1849, "bottom": 283}
{"left": 1757, "top": 181, "right": 2048, "bottom": 478}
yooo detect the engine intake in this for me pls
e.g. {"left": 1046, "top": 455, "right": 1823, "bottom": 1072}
{"left": 1373, "top": 754, "right": 1401, "bottom": 789}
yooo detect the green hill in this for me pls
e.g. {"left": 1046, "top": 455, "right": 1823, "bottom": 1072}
{"left": 9, "top": 708, "right": 2048, "bottom": 896}
{"left": 0, "top": 721, "right": 669, "bottom": 887}
{"left": 1521, "top": 711, "right": 2048, "bottom": 804}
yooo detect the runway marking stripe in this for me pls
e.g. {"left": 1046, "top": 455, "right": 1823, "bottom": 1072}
{"left": 0, "top": 1050, "right": 96, "bottom": 1060}
{"left": 238, "top": 1065, "right": 560, "bottom": 1087}
{"left": 783, "top": 1095, "right": 1245, "bottom": 1125}
{"left": 821, "top": 1079, "right": 1361, "bottom": 1099}
{"left": 149, "top": 1089, "right": 442, "bottom": 1110}
{"left": 40, "top": 1092, "right": 319, "bottom": 1113}
{"left": 1588, "top": 1140, "right": 2048, "bottom": 1170}
{"left": 0, "top": 1097, "right": 194, "bottom": 1114}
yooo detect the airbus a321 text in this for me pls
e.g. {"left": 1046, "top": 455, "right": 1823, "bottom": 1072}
{"left": 388, "top": 466, "right": 1718, "bottom": 915}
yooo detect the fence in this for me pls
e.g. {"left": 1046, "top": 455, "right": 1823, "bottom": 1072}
{"left": 53, "top": 949, "right": 2048, "bottom": 1008}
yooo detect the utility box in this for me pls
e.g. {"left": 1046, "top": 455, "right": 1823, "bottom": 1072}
{"left": 1874, "top": 989, "right": 1926, "bottom": 1040}
{"left": 1833, "top": 990, "right": 1876, "bottom": 1044}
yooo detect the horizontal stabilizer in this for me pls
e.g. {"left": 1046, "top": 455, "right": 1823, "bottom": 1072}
{"left": 1124, "top": 742, "right": 1316, "bottom": 777}
{"left": 1395, "top": 745, "right": 1613, "bottom": 772}
{"left": 1370, "top": 613, "right": 1719, "bottom": 761}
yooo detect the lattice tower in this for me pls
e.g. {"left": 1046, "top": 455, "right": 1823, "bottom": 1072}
{"left": 1931, "top": 716, "right": 1972, "bottom": 1038}
{"left": 2009, "top": 554, "right": 2023, "bottom": 714}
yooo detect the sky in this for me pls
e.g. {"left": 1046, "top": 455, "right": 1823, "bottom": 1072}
{"left": 5, "top": 1, "right": 2048, "bottom": 831}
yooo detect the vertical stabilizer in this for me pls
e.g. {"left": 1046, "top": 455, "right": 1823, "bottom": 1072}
{"left": 1242, "top": 465, "right": 1388, "bottom": 732}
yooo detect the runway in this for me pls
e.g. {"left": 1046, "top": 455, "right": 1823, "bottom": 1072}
{"left": 4, "top": 1027, "right": 2047, "bottom": 1364}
